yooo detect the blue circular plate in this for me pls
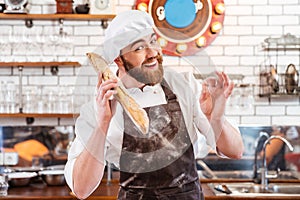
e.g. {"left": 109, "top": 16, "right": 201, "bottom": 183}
{"left": 165, "top": 0, "right": 196, "bottom": 28}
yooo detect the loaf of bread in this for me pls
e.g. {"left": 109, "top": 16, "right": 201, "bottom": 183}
{"left": 86, "top": 52, "right": 149, "bottom": 134}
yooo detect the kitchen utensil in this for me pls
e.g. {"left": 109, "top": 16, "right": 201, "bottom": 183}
{"left": 278, "top": 33, "right": 297, "bottom": 45}
{"left": 4, "top": 0, "right": 28, "bottom": 14}
{"left": 7, "top": 172, "right": 37, "bottom": 187}
{"left": 0, "top": 4, "right": 5, "bottom": 13}
{"left": 56, "top": 0, "right": 73, "bottom": 14}
{"left": 214, "top": 184, "right": 232, "bottom": 194}
{"left": 45, "top": 165, "right": 65, "bottom": 170}
{"left": 285, "top": 64, "right": 299, "bottom": 94}
{"left": 86, "top": 52, "right": 150, "bottom": 135}
{"left": 75, "top": 4, "right": 90, "bottom": 14}
{"left": 10, "top": 166, "right": 44, "bottom": 172}
{"left": 269, "top": 65, "right": 279, "bottom": 93}
{"left": 39, "top": 169, "right": 66, "bottom": 186}
{"left": 264, "top": 37, "right": 278, "bottom": 45}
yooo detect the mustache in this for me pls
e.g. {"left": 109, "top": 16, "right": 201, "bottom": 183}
{"left": 142, "top": 53, "right": 163, "bottom": 65}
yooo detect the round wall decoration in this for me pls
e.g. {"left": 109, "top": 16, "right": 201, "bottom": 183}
{"left": 134, "top": 0, "right": 225, "bottom": 56}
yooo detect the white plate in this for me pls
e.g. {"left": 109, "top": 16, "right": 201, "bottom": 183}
{"left": 10, "top": 166, "right": 44, "bottom": 172}
{"left": 8, "top": 172, "right": 37, "bottom": 179}
{"left": 39, "top": 169, "right": 64, "bottom": 175}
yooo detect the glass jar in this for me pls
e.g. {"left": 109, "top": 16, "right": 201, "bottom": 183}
{"left": 0, "top": 174, "right": 8, "bottom": 196}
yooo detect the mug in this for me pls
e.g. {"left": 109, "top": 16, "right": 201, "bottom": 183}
{"left": 0, "top": 4, "right": 6, "bottom": 13}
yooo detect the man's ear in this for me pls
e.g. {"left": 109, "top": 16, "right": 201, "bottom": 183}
{"left": 114, "top": 56, "right": 126, "bottom": 76}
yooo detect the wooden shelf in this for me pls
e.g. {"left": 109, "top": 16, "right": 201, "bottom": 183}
{"left": 0, "top": 113, "right": 79, "bottom": 118}
{"left": 0, "top": 13, "right": 115, "bottom": 20}
{"left": 0, "top": 61, "right": 81, "bottom": 67}
{"left": 262, "top": 47, "right": 300, "bottom": 51}
{"left": 259, "top": 93, "right": 300, "bottom": 97}
{"left": 194, "top": 73, "right": 245, "bottom": 81}
{"left": 0, "top": 13, "right": 115, "bottom": 28}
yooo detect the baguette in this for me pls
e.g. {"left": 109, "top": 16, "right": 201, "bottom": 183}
{"left": 86, "top": 52, "right": 149, "bottom": 135}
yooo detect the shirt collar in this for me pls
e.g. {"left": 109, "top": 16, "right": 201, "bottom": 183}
{"left": 127, "top": 83, "right": 162, "bottom": 93}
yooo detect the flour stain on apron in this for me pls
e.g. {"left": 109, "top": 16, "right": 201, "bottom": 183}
{"left": 118, "top": 81, "right": 204, "bottom": 199}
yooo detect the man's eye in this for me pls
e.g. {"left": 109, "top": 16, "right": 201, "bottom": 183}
{"left": 135, "top": 46, "right": 145, "bottom": 51}
{"left": 150, "top": 38, "right": 157, "bottom": 44}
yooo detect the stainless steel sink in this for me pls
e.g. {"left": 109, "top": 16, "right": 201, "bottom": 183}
{"left": 200, "top": 170, "right": 252, "bottom": 179}
{"left": 200, "top": 170, "right": 299, "bottom": 180}
{"left": 210, "top": 182, "right": 300, "bottom": 197}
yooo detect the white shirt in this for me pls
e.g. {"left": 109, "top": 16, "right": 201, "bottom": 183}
{"left": 64, "top": 68, "right": 216, "bottom": 192}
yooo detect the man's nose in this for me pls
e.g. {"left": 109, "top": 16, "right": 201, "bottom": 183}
{"left": 145, "top": 46, "right": 158, "bottom": 58}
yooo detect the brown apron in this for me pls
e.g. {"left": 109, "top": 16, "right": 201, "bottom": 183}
{"left": 117, "top": 82, "right": 204, "bottom": 200}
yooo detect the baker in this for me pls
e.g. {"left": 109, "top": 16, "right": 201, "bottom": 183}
{"left": 64, "top": 10, "right": 244, "bottom": 200}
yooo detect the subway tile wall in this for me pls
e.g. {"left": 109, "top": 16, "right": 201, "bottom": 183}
{"left": 0, "top": 0, "right": 299, "bottom": 126}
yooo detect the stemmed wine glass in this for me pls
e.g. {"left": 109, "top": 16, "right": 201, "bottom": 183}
{"left": 228, "top": 88, "right": 241, "bottom": 109}
{"left": 60, "top": 32, "right": 73, "bottom": 61}
{"left": 0, "top": 81, "right": 5, "bottom": 113}
{"left": 49, "top": 33, "right": 59, "bottom": 61}
{"left": 34, "top": 31, "right": 46, "bottom": 61}
{"left": 8, "top": 30, "right": 19, "bottom": 61}
{"left": 0, "top": 35, "right": 11, "bottom": 62}
{"left": 22, "top": 29, "right": 34, "bottom": 61}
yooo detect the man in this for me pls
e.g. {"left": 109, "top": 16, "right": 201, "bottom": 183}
{"left": 258, "top": 126, "right": 290, "bottom": 171}
{"left": 65, "top": 10, "right": 244, "bottom": 199}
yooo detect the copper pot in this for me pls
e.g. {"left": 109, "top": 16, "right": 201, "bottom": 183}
{"left": 285, "top": 64, "right": 299, "bottom": 94}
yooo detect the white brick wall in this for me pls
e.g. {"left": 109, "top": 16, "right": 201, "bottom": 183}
{"left": 256, "top": 106, "right": 285, "bottom": 115}
{"left": 0, "top": 0, "right": 299, "bottom": 126}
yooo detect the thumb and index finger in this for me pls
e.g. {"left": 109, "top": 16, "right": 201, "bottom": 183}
{"left": 218, "top": 71, "right": 234, "bottom": 98}
{"left": 96, "top": 71, "right": 118, "bottom": 114}
{"left": 204, "top": 71, "right": 235, "bottom": 98}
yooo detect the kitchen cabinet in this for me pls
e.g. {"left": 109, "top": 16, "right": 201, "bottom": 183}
{"left": 258, "top": 34, "right": 300, "bottom": 101}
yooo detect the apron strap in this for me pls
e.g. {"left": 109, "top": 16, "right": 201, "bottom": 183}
{"left": 161, "top": 79, "right": 177, "bottom": 102}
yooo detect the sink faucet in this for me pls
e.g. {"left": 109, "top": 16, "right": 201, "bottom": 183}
{"left": 197, "top": 160, "right": 218, "bottom": 179}
{"left": 260, "top": 135, "right": 294, "bottom": 189}
{"left": 106, "top": 162, "right": 112, "bottom": 185}
{"left": 253, "top": 131, "right": 269, "bottom": 181}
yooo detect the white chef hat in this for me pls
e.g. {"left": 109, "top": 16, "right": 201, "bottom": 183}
{"left": 103, "top": 10, "right": 155, "bottom": 64}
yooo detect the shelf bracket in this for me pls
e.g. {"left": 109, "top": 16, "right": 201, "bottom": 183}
{"left": 101, "top": 20, "right": 108, "bottom": 29}
{"left": 50, "top": 66, "right": 59, "bottom": 75}
{"left": 26, "top": 117, "right": 35, "bottom": 125}
{"left": 25, "top": 19, "right": 33, "bottom": 28}
{"left": 59, "top": 18, "right": 64, "bottom": 35}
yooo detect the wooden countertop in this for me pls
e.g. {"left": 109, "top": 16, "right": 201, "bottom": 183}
{"left": 2, "top": 178, "right": 300, "bottom": 200}
{"left": 4, "top": 180, "right": 120, "bottom": 200}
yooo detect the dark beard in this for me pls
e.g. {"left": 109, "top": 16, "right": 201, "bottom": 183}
{"left": 121, "top": 54, "right": 164, "bottom": 86}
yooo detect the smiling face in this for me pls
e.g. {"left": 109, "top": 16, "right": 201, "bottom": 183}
{"left": 118, "top": 33, "right": 164, "bottom": 86}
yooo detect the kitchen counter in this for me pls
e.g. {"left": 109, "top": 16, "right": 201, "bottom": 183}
{"left": 3, "top": 180, "right": 120, "bottom": 200}
{"left": 202, "top": 184, "right": 300, "bottom": 200}
{"left": 2, "top": 178, "right": 300, "bottom": 200}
